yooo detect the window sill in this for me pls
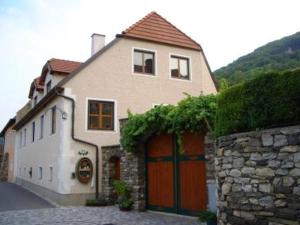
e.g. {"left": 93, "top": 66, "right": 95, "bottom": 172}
{"left": 132, "top": 72, "right": 157, "bottom": 78}
{"left": 169, "top": 76, "right": 192, "bottom": 82}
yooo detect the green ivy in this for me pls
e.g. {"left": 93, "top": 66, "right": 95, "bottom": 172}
{"left": 120, "top": 94, "right": 217, "bottom": 152}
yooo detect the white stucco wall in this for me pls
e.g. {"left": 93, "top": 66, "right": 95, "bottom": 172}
{"left": 15, "top": 37, "right": 217, "bottom": 196}
{"left": 15, "top": 96, "right": 95, "bottom": 195}
{"left": 61, "top": 38, "right": 217, "bottom": 192}
{"left": 63, "top": 38, "right": 216, "bottom": 146}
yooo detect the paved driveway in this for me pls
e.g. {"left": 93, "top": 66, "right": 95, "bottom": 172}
{"left": 0, "top": 206, "right": 201, "bottom": 225}
{"left": 0, "top": 182, "right": 54, "bottom": 212}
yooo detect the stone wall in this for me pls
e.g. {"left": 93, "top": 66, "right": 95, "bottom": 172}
{"left": 0, "top": 152, "right": 8, "bottom": 181}
{"left": 102, "top": 145, "right": 122, "bottom": 202}
{"left": 216, "top": 125, "right": 300, "bottom": 225}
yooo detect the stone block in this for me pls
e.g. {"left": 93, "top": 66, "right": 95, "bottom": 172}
{"left": 222, "top": 183, "right": 231, "bottom": 195}
{"left": 256, "top": 168, "right": 275, "bottom": 177}
{"left": 259, "top": 196, "right": 274, "bottom": 208}
{"left": 274, "top": 135, "right": 288, "bottom": 147}
{"left": 259, "top": 183, "right": 272, "bottom": 193}
{"left": 233, "top": 157, "right": 245, "bottom": 168}
{"left": 282, "top": 177, "right": 295, "bottom": 187}
{"left": 293, "top": 187, "right": 300, "bottom": 196}
{"left": 230, "top": 169, "right": 242, "bottom": 177}
{"left": 261, "top": 133, "right": 273, "bottom": 146}
{"left": 276, "top": 169, "right": 289, "bottom": 176}
{"left": 280, "top": 146, "right": 299, "bottom": 153}
{"left": 242, "top": 167, "right": 256, "bottom": 175}
{"left": 268, "top": 160, "right": 281, "bottom": 168}
{"left": 289, "top": 168, "right": 300, "bottom": 176}
{"left": 250, "top": 153, "right": 263, "bottom": 161}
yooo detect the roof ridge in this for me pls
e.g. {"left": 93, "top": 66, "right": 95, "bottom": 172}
{"left": 49, "top": 58, "right": 82, "bottom": 64}
{"left": 152, "top": 12, "right": 201, "bottom": 49}
{"left": 123, "top": 11, "right": 157, "bottom": 34}
{"left": 120, "top": 11, "right": 201, "bottom": 51}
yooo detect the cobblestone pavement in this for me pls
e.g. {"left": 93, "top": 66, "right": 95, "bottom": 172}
{"left": 0, "top": 206, "right": 201, "bottom": 225}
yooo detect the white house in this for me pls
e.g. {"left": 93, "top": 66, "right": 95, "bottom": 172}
{"left": 13, "top": 11, "right": 217, "bottom": 207}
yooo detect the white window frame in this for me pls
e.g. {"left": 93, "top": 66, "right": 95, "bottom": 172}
{"left": 132, "top": 47, "right": 158, "bottom": 77}
{"left": 85, "top": 98, "right": 118, "bottom": 133}
{"left": 169, "top": 53, "right": 192, "bottom": 82}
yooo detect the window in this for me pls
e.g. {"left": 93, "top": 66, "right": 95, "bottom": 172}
{"left": 40, "top": 115, "right": 44, "bottom": 139}
{"left": 88, "top": 100, "right": 114, "bottom": 130}
{"left": 38, "top": 167, "right": 43, "bottom": 180}
{"left": 32, "top": 122, "right": 35, "bottom": 142}
{"left": 49, "top": 167, "right": 53, "bottom": 182}
{"left": 29, "top": 167, "right": 32, "bottom": 178}
{"left": 170, "top": 55, "right": 190, "bottom": 80}
{"left": 19, "top": 131, "right": 22, "bottom": 148}
{"left": 51, "top": 106, "right": 56, "bottom": 134}
{"left": 34, "top": 96, "right": 38, "bottom": 106}
{"left": 134, "top": 49, "right": 155, "bottom": 75}
{"left": 46, "top": 81, "right": 52, "bottom": 93}
{"left": 24, "top": 128, "right": 27, "bottom": 146}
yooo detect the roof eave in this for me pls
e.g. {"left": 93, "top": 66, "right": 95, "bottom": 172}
{"left": 0, "top": 118, "right": 16, "bottom": 137}
{"left": 116, "top": 34, "right": 202, "bottom": 51}
{"left": 13, "top": 87, "right": 64, "bottom": 131}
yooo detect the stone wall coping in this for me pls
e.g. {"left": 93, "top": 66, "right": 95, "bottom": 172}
{"left": 101, "top": 144, "right": 121, "bottom": 149}
{"left": 218, "top": 124, "right": 300, "bottom": 142}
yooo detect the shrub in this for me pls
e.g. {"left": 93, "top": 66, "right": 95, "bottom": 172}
{"left": 198, "top": 210, "right": 217, "bottom": 222}
{"left": 85, "top": 197, "right": 108, "bottom": 207}
{"left": 121, "top": 94, "right": 217, "bottom": 152}
{"left": 113, "top": 180, "right": 134, "bottom": 211}
{"left": 215, "top": 69, "right": 300, "bottom": 136}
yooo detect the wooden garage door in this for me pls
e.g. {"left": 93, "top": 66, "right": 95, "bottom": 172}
{"left": 146, "top": 133, "right": 175, "bottom": 212}
{"left": 146, "top": 132, "right": 207, "bottom": 215}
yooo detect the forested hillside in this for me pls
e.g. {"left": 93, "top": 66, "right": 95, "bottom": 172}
{"left": 214, "top": 32, "right": 300, "bottom": 84}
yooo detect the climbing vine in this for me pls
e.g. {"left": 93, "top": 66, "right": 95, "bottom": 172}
{"left": 120, "top": 94, "right": 217, "bottom": 152}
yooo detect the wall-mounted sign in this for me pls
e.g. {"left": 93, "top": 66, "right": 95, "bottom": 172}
{"left": 76, "top": 157, "right": 93, "bottom": 184}
{"left": 78, "top": 149, "right": 88, "bottom": 156}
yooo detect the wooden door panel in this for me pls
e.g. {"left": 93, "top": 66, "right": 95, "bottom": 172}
{"left": 182, "top": 132, "right": 204, "bottom": 155}
{"left": 147, "top": 133, "right": 173, "bottom": 157}
{"left": 147, "top": 161, "right": 174, "bottom": 207}
{"left": 179, "top": 161, "right": 207, "bottom": 211}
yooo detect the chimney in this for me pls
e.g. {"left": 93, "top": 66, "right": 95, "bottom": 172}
{"left": 91, "top": 33, "right": 105, "bottom": 55}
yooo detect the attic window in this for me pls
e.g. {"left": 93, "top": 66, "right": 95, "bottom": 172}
{"left": 170, "top": 55, "right": 190, "bottom": 80}
{"left": 134, "top": 49, "right": 155, "bottom": 75}
{"left": 34, "top": 96, "right": 38, "bottom": 106}
{"left": 46, "top": 81, "right": 52, "bottom": 93}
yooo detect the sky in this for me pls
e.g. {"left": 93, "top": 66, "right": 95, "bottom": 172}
{"left": 0, "top": 0, "right": 299, "bottom": 129}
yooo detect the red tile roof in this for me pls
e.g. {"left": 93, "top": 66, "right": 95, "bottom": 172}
{"left": 39, "top": 58, "right": 81, "bottom": 85}
{"left": 28, "top": 77, "right": 44, "bottom": 98}
{"left": 119, "top": 11, "right": 201, "bottom": 51}
{"left": 48, "top": 58, "right": 81, "bottom": 74}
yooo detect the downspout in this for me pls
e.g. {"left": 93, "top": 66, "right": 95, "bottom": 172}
{"left": 55, "top": 87, "right": 99, "bottom": 200}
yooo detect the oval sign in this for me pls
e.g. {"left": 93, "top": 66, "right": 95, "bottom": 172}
{"left": 76, "top": 157, "right": 93, "bottom": 184}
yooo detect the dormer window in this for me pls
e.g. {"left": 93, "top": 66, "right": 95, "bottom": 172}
{"left": 133, "top": 49, "right": 155, "bottom": 75}
{"left": 34, "top": 96, "right": 38, "bottom": 106}
{"left": 46, "top": 81, "right": 52, "bottom": 93}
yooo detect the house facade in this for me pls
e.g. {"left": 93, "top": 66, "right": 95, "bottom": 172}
{"left": 13, "top": 12, "right": 217, "bottom": 209}
{"left": 0, "top": 118, "right": 16, "bottom": 182}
